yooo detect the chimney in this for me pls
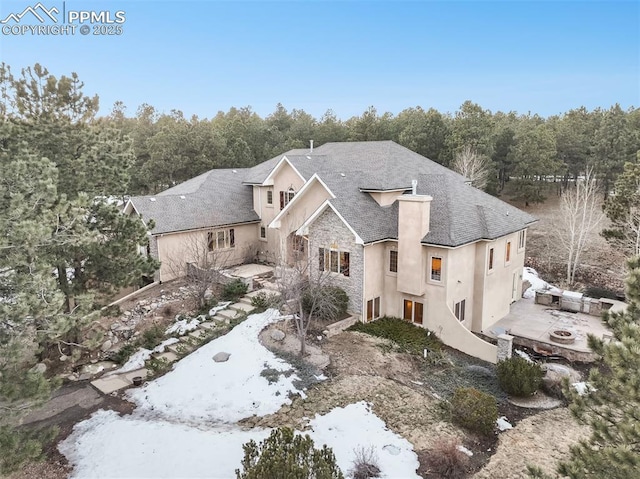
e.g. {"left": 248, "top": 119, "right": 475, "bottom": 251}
{"left": 396, "top": 193, "right": 432, "bottom": 296}
{"left": 310, "top": 140, "right": 314, "bottom": 153}
{"left": 411, "top": 179, "right": 417, "bottom": 195}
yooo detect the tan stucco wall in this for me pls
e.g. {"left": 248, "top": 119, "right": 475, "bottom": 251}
{"left": 473, "top": 233, "right": 525, "bottom": 332}
{"left": 397, "top": 195, "right": 431, "bottom": 296}
{"left": 155, "top": 224, "right": 258, "bottom": 282}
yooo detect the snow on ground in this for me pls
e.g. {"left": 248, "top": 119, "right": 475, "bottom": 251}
{"left": 59, "top": 309, "right": 421, "bottom": 478}
{"left": 108, "top": 338, "right": 180, "bottom": 376}
{"left": 307, "top": 402, "right": 420, "bottom": 478}
{"left": 128, "top": 309, "right": 302, "bottom": 423}
{"left": 523, "top": 267, "right": 556, "bottom": 299}
{"left": 58, "top": 410, "right": 270, "bottom": 479}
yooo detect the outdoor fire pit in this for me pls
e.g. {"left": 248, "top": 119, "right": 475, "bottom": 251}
{"left": 549, "top": 329, "right": 576, "bottom": 344}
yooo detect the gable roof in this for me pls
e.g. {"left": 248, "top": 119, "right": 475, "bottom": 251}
{"left": 129, "top": 169, "right": 259, "bottom": 235}
{"left": 133, "top": 140, "right": 536, "bottom": 244}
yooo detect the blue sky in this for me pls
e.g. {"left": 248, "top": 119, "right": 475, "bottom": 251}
{"left": 0, "top": 0, "right": 638, "bottom": 119}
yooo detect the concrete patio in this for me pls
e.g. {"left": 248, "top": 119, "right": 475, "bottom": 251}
{"left": 484, "top": 298, "right": 623, "bottom": 361}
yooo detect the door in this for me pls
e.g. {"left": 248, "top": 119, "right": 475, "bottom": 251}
{"left": 403, "top": 300, "right": 413, "bottom": 321}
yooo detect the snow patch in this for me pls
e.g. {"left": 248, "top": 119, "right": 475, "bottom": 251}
{"left": 165, "top": 317, "right": 201, "bottom": 336}
{"left": 496, "top": 416, "right": 513, "bottom": 431}
{"left": 457, "top": 444, "right": 474, "bottom": 456}
{"left": 514, "top": 349, "right": 534, "bottom": 363}
{"left": 522, "top": 267, "right": 550, "bottom": 299}
{"left": 573, "top": 382, "right": 596, "bottom": 396}
{"left": 209, "top": 301, "right": 231, "bottom": 317}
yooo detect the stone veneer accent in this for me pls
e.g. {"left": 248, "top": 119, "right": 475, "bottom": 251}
{"left": 497, "top": 333, "right": 514, "bottom": 361}
{"left": 307, "top": 208, "right": 363, "bottom": 314}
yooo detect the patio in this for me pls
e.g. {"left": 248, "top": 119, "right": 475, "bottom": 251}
{"left": 485, "top": 298, "right": 625, "bottom": 362}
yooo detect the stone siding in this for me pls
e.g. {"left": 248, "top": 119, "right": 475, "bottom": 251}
{"left": 308, "top": 208, "right": 363, "bottom": 313}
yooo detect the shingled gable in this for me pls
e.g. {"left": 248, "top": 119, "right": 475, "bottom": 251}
{"left": 127, "top": 168, "right": 259, "bottom": 235}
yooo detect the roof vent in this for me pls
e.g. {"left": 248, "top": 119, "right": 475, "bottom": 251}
{"left": 232, "top": 169, "right": 237, "bottom": 173}
{"left": 306, "top": 155, "right": 311, "bottom": 159}
{"left": 340, "top": 173, "right": 346, "bottom": 177}
{"left": 180, "top": 195, "right": 186, "bottom": 199}
{"left": 411, "top": 179, "right": 418, "bottom": 195}
{"left": 150, "top": 198, "right": 156, "bottom": 202}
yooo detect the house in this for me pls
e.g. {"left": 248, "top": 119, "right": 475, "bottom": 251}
{"left": 125, "top": 141, "right": 536, "bottom": 363}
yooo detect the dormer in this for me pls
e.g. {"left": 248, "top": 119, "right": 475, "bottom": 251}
{"left": 360, "top": 188, "right": 410, "bottom": 206}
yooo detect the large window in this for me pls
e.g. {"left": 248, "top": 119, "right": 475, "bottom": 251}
{"left": 389, "top": 250, "right": 398, "bottom": 273}
{"left": 279, "top": 188, "right": 296, "bottom": 209}
{"left": 454, "top": 299, "right": 466, "bottom": 322}
{"left": 488, "top": 247, "right": 495, "bottom": 272}
{"left": 430, "top": 256, "right": 442, "bottom": 281}
{"left": 267, "top": 189, "right": 273, "bottom": 205}
{"left": 366, "top": 297, "right": 381, "bottom": 321}
{"left": 207, "top": 228, "right": 235, "bottom": 251}
{"left": 403, "top": 299, "right": 423, "bottom": 324}
{"left": 319, "top": 247, "right": 350, "bottom": 277}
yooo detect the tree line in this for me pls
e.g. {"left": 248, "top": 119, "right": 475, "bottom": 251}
{"left": 108, "top": 97, "right": 640, "bottom": 206}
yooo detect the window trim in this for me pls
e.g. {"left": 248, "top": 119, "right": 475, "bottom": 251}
{"left": 207, "top": 228, "right": 235, "bottom": 251}
{"left": 518, "top": 230, "right": 526, "bottom": 251}
{"left": 388, "top": 249, "right": 398, "bottom": 275}
{"left": 488, "top": 246, "right": 495, "bottom": 273}
{"left": 266, "top": 189, "right": 273, "bottom": 206}
{"left": 366, "top": 296, "right": 381, "bottom": 322}
{"left": 259, "top": 225, "right": 267, "bottom": 241}
{"left": 454, "top": 299, "right": 466, "bottom": 322}
{"left": 318, "top": 247, "right": 350, "bottom": 277}
{"left": 279, "top": 187, "right": 296, "bottom": 210}
{"left": 430, "top": 256, "right": 443, "bottom": 282}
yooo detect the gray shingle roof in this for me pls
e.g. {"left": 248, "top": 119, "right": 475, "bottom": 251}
{"left": 132, "top": 140, "right": 536, "bottom": 245}
{"left": 129, "top": 169, "right": 259, "bottom": 234}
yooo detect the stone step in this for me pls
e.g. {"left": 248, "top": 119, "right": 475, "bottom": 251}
{"left": 198, "top": 322, "right": 216, "bottom": 330}
{"left": 230, "top": 302, "right": 255, "bottom": 314}
{"left": 188, "top": 329, "right": 208, "bottom": 340}
{"left": 216, "top": 309, "right": 240, "bottom": 321}
{"left": 168, "top": 342, "right": 194, "bottom": 355}
{"left": 239, "top": 296, "right": 253, "bottom": 305}
{"left": 91, "top": 375, "right": 130, "bottom": 395}
{"left": 155, "top": 351, "right": 179, "bottom": 363}
{"left": 246, "top": 288, "right": 280, "bottom": 298}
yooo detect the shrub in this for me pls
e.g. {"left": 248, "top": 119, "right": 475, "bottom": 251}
{"left": 496, "top": 356, "right": 544, "bottom": 397}
{"left": 302, "top": 286, "right": 349, "bottom": 322}
{"left": 349, "top": 446, "right": 381, "bottom": 479}
{"left": 222, "top": 279, "right": 248, "bottom": 302}
{"left": 198, "top": 297, "right": 218, "bottom": 316}
{"left": 423, "top": 438, "right": 469, "bottom": 479}
{"left": 451, "top": 387, "right": 498, "bottom": 436}
{"left": 139, "top": 325, "right": 166, "bottom": 350}
{"left": 235, "top": 427, "right": 344, "bottom": 479}
{"left": 250, "top": 292, "right": 274, "bottom": 312}
{"left": 112, "top": 343, "right": 137, "bottom": 365}
{"left": 349, "top": 316, "right": 441, "bottom": 355}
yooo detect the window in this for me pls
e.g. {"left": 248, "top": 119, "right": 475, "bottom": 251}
{"left": 266, "top": 190, "right": 273, "bottom": 205}
{"left": 319, "top": 247, "right": 350, "bottom": 277}
{"left": 389, "top": 250, "right": 398, "bottom": 273}
{"left": 518, "top": 230, "right": 526, "bottom": 250}
{"left": 488, "top": 247, "right": 494, "bottom": 271}
{"left": 207, "top": 228, "right": 235, "bottom": 251}
{"left": 403, "top": 299, "right": 423, "bottom": 324}
{"left": 505, "top": 241, "right": 511, "bottom": 264}
{"left": 260, "top": 226, "right": 266, "bottom": 239}
{"left": 292, "top": 235, "right": 305, "bottom": 253}
{"left": 454, "top": 299, "right": 466, "bottom": 322}
{"left": 366, "top": 297, "right": 381, "bottom": 321}
{"left": 430, "top": 256, "right": 442, "bottom": 281}
{"left": 279, "top": 188, "right": 296, "bottom": 209}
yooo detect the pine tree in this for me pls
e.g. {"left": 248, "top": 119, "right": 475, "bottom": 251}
{"left": 529, "top": 256, "right": 640, "bottom": 479}
{"left": 235, "top": 427, "right": 344, "bottom": 479}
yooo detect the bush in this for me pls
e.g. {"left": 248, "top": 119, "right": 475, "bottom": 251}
{"left": 349, "top": 446, "right": 381, "bottom": 479}
{"left": 250, "top": 292, "right": 274, "bottom": 312}
{"left": 222, "top": 279, "right": 248, "bottom": 302}
{"left": 496, "top": 356, "right": 544, "bottom": 397}
{"left": 451, "top": 387, "right": 498, "bottom": 436}
{"left": 235, "top": 427, "right": 343, "bottom": 479}
{"left": 349, "top": 316, "right": 441, "bottom": 355}
{"left": 302, "top": 286, "right": 349, "bottom": 322}
{"left": 112, "top": 343, "right": 137, "bottom": 365}
{"left": 422, "top": 438, "right": 469, "bottom": 479}
{"left": 139, "top": 325, "right": 166, "bottom": 350}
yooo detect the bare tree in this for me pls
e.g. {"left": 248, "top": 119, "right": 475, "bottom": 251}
{"left": 274, "top": 249, "right": 344, "bottom": 356}
{"left": 451, "top": 145, "right": 492, "bottom": 189}
{"left": 553, "top": 168, "right": 604, "bottom": 286}
{"left": 167, "top": 233, "right": 236, "bottom": 309}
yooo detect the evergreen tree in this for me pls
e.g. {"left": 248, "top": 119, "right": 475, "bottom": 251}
{"left": 529, "top": 256, "right": 640, "bottom": 479}
{"left": 236, "top": 427, "right": 344, "bottom": 479}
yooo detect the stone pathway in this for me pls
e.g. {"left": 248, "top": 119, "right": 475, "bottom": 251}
{"left": 90, "top": 287, "right": 280, "bottom": 395}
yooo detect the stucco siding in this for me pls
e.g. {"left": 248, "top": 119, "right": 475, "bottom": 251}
{"left": 308, "top": 208, "right": 363, "bottom": 314}
{"left": 155, "top": 224, "right": 257, "bottom": 282}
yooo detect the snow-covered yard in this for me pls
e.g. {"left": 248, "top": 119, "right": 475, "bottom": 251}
{"left": 59, "top": 309, "right": 420, "bottom": 478}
